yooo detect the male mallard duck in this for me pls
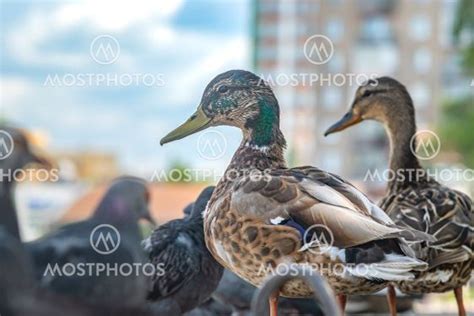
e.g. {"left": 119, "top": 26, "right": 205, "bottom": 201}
{"left": 160, "top": 70, "right": 433, "bottom": 315}
{"left": 143, "top": 186, "right": 224, "bottom": 314}
{"left": 325, "top": 77, "right": 473, "bottom": 316}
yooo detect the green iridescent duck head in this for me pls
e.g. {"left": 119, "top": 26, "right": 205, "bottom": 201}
{"left": 160, "top": 70, "right": 284, "bottom": 147}
{"left": 324, "top": 77, "right": 416, "bottom": 136}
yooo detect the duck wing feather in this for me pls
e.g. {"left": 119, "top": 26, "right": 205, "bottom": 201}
{"left": 231, "top": 166, "right": 433, "bottom": 249}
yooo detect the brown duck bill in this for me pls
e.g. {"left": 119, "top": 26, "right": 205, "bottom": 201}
{"left": 160, "top": 106, "right": 212, "bottom": 145}
{"left": 324, "top": 111, "right": 363, "bottom": 136}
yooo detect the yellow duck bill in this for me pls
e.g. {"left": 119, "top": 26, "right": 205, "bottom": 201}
{"left": 160, "top": 106, "right": 212, "bottom": 145}
{"left": 324, "top": 111, "right": 362, "bottom": 136}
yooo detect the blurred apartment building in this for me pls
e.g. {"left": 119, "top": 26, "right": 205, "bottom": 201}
{"left": 19, "top": 129, "right": 119, "bottom": 183}
{"left": 252, "top": 0, "right": 465, "bottom": 187}
{"left": 53, "top": 151, "right": 119, "bottom": 183}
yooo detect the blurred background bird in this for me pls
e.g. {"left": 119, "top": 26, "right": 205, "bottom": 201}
{"left": 143, "top": 186, "right": 224, "bottom": 314}
{"left": 0, "top": 227, "right": 182, "bottom": 316}
{"left": 26, "top": 177, "right": 155, "bottom": 307}
{"left": 0, "top": 126, "right": 51, "bottom": 240}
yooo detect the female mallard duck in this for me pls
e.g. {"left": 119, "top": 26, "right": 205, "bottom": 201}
{"left": 160, "top": 70, "right": 433, "bottom": 315}
{"left": 325, "top": 77, "right": 473, "bottom": 316}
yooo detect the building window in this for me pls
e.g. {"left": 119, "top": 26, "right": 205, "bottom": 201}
{"left": 259, "top": 22, "right": 277, "bottom": 37}
{"left": 328, "top": 52, "right": 345, "bottom": 73}
{"left": 413, "top": 48, "right": 432, "bottom": 74}
{"left": 358, "top": 16, "right": 394, "bottom": 44}
{"left": 322, "top": 87, "right": 342, "bottom": 110}
{"left": 260, "top": 1, "right": 278, "bottom": 13}
{"left": 410, "top": 15, "right": 431, "bottom": 42}
{"left": 296, "top": 88, "right": 316, "bottom": 109}
{"left": 257, "top": 45, "right": 275, "bottom": 61}
{"left": 297, "top": 1, "right": 319, "bottom": 14}
{"left": 328, "top": 0, "right": 342, "bottom": 6}
{"left": 326, "top": 19, "right": 344, "bottom": 42}
{"left": 411, "top": 83, "right": 430, "bottom": 108}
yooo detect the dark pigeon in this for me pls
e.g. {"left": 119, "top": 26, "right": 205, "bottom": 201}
{"left": 183, "top": 202, "right": 194, "bottom": 217}
{"left": 26, "top": 176, "right": 155, "bottom": 308}
{"left": 0, "top": 228, "right": 178, "bottom": 316}
{"left": 143, "top": 186, "right": 224, "bottom": 314}
{"left": 0, "top": 227, "right": 37, "bottom": 315}
{"left": 0, "top": 126, "right": 50, "bottom": 240}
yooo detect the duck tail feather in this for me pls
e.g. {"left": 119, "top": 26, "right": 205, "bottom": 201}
{"left": 428, "top": 248, "right": 470, "bottom": 269}
{"left": 346, "top": 254, "right": 428, "bottom": 281}
{"left": 386, "top": 228, "right": 436, "bottom": 243}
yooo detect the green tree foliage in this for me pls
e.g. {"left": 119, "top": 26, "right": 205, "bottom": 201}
{"left": 165, "top": 159, "right": 193, "bottom": 183}
{"left": 452, "top": 0, "right": 474, "bottom": 74}
{"left": 439, "top": 97, "right": 474, "bottom": 168}
{"left": 438, "top": 0, "right": 474, "bottom": 168}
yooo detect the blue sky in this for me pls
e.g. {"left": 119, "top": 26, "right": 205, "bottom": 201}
{"left": 0, "top": 0, "right": 250, "bottom": 177}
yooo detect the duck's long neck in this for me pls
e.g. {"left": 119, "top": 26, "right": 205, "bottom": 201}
{"left": 227, "top": 98, "right": 287, "bottom": 172}
{"left": 384, "top": 112, "right": 423, "bottom": 189}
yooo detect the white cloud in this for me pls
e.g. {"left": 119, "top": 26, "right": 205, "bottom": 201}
{"left": 6, "top": 10, "right": 85, "bottom": 67}
{"left": 0, "top": 77, "right": 109, "bottom": 128}
{"left": 0, "top": 77, "right": 32, "bottom": 107}
{"left": 154, "top": 31, "right": 249, "bottom": 107}
{"left": 2, "top": 0, "right": 250, "bottom": 175}
{"left": 6, "top": 0, "right": 184, "bottom": 67}
{"left": 55, "top": 0, "right": 183, "bottom": 31}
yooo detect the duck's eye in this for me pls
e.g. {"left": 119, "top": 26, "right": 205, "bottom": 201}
{"left": 218, "top": 85, "right": 229, "bottom": 93}
{"left": 362, "top": 90, "right": 372, "bottom": 98}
